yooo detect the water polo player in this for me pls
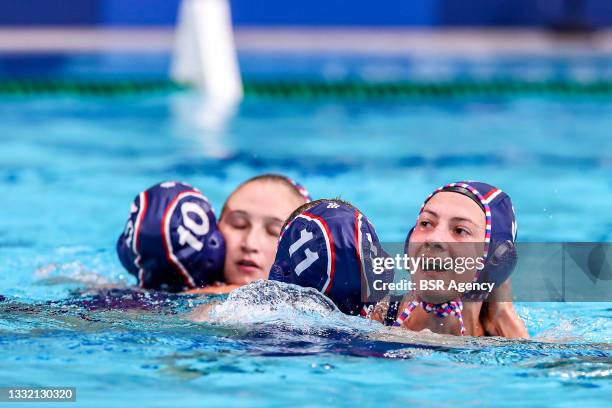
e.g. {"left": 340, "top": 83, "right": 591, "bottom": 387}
{"left": 371, "top": 181, "right": 528, "bottom": 338}
{"left": 209, "top": 174, "right": 311, "bottom": 291}
{"left": 269, "top": 199, "right": 393, "bottom": 316}
{"left": 117, "top": 175, "right": 310, "bottom": 293}
{"left": 116, "top": 181, "right": 226, "bottom": 292}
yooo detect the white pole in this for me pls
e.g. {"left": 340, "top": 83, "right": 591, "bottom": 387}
{"left": 171, "top": 0, "right": 243, "bottom": 102}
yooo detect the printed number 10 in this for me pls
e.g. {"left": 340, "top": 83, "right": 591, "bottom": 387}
{"left": 177, "top": 202, "right": 210, "bottom": 251}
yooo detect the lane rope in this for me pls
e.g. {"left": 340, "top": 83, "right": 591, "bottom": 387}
{"left": 1, "top": 79, "right": 612, "bottom": 97}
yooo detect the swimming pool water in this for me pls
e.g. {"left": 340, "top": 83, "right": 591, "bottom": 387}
{"left": 0, "top": 53, "right": 611, "bottom": 407}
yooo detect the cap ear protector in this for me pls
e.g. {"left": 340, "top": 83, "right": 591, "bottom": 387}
{"left": 478, "top": 239, "right": 517, "bottom": 284}
{"left": 404, "top": 182, "right": 518, "bottom": 298}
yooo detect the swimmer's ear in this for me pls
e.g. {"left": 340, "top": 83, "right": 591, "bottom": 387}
{"left": 466, "top": 240, "right": 518, "bottom": 301}
{"left": 116, "top": 192, "right": 145, "bottom": 283}
{"left": 481, "top": 240, "right": 517, "bottom": 286}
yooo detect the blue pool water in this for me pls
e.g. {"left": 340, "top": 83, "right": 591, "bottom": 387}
{"left": 0, "top": 53, "right": 611, "bottom": 407}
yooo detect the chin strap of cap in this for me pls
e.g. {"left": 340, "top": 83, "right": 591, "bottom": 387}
{"left": 392, "top": 298, "right": 465, "bottom": 336}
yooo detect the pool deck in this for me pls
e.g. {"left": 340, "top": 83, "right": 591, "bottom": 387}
{"left": 1, "top": 27, "right": 612, "bottom": 55}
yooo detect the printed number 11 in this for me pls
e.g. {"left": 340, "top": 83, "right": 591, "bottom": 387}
{"left": 288, "top": 229, "right": 319, "bottom": 276}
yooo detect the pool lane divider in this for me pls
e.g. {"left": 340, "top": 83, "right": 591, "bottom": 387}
{"left": 2, "top": 79, "right": 612, "bottom": 97}
{"left": 0, "top": 80, "right": 185, "bottom": 95}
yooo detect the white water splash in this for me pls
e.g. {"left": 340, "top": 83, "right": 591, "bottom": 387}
{"left": 191, "top": 280, "right": 378, "bottom": 334}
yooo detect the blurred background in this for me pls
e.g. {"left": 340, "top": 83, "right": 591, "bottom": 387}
{"left": 0, "top": 2, "right": 611, "bottom": 407}
{"left": 0, "top": 0, "right": 612, "bottom": 27}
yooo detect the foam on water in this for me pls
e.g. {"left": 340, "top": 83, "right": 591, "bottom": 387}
{"left": 206, "top": 281, "right": 339, "bottom": 324}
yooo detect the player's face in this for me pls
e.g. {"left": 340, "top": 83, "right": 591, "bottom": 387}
{"left": 408, "top": 192, "right": 486, "bottom": 303}
{"left": 219, "top": 180, "right": 306, "bottom": 285}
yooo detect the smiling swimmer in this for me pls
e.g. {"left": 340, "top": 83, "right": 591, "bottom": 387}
{"left": 370, "top": 181, "right": 527, "bottom": 337}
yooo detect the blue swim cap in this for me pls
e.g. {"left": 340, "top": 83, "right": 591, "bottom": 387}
{"left": 408, "top": 181, "right": 518, "bottom": 297}
{"left": 269, "top": 200, "right": 391, "bottom": 315}
{"left": 116, "top": 181, "right": 225, "bottom": 292}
